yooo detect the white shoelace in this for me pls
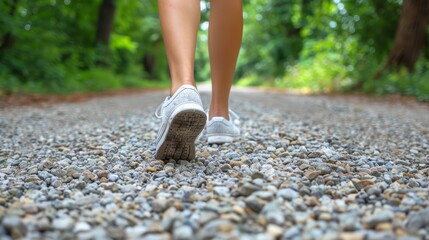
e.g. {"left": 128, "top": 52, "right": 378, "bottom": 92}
{"left": 229, "top": 109, "right": 241, "bottom": 125}
{"left": 155, "top": 97, "right": 169, "bottom": 119}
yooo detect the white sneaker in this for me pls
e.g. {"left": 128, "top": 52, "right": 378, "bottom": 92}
{"left": 154, "top": 85, "right": 206, "bottom": 160}
{"left": 206, "top": 110, "right": 240, "bottom": 144}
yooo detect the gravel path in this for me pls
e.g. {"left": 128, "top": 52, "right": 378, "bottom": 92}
{"left": 1, "top": 88, "right": 429, "bottom": 240}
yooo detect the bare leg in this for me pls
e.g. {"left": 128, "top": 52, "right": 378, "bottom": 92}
{"left": 208, "top": 0, "right": 243, "bottom": 119}
{"left": 158, "top": 0, "right": 201, "bottom": 95}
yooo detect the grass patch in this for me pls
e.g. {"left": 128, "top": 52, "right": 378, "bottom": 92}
{"left": 0, "top": 68, "right": 169, "bottom": 96}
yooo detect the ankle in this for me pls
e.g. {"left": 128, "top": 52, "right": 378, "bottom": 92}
{"left": 170, "top": 81, "right": 196, "bottom": 96}
{"left": 209, "top": 107, "right": 229, "bottom": 120}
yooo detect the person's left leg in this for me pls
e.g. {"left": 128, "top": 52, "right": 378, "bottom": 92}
{"left": 158, "top": 0, "right": 201, "bottom": 95}
{"left": 155, "top": 0, "right": 206, "bottom": 160}
{"left": 208, "top": 0, "right": 243, "bottom": 120}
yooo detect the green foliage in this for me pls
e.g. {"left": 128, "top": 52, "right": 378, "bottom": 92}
{"left": 0, "top": 0, "right": 428, "bottom": 101}
{"left": 236, "top": 0, "right": 429, "bottom": 101}
{"left": 0, "top": 0, "right": 168, "bottom": 95}
{"left": 357, "top": 60, "right": 429, "bottom": 101}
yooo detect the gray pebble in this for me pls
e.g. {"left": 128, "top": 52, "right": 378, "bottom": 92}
{"left": 52, "top": 217, "right": 74, "bottom": 230}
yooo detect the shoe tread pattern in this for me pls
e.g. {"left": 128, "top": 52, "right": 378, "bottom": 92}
{"left": 156, "top": 109, "right": 206, "bottom": 160}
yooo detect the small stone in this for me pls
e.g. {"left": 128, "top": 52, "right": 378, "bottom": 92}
{"left": 406, "top": 208, "right": 429, "bottom": 234}
{"left": 96, "top": 170, "right": 109, "bottom": 178}
{"left": 2, "top": 215, "right": 26, "bottom": 237}
{"left": 221, "top": 213, "right": 242, "bottom": 222}
{"left": 214, "top": 186, "right": 230, "bottom": 197}
{"left": 22, "top": 203, "right": 38, "bottom": 214}
{"left": 252, "top": 191, "right": 274, "bottom": 200}
{"left": 375, "top": 222, "right": 393, "bottom": 231}
{"left": 267, "top": 224, "right": 283, "bottom": 238}
{"left": 239, "top": 182, "right": 260, "bottom": 196}
{"left": 220, "top": 164, "right": 232, "bottom": 172}
{"left": 245, "top": 196, "right": 263, "bottom": 213}
{"left": 366, "top": 231, "right": 395, "bottom": 240}
{"left": 24, "top": 175, "right": 40, "bottom": 183}
{"left": 352, "top": 178, "right": 374, "bottom": 191}
{"left": 152, "top": 199, "right": 169, "bottom": 213}
{"left": 19, "top": 161, "right": 28, "bottom": 169}
{"left": 408, "top": 178, "right": 420, "bottom": 188}
{"left": 0, "top": 198, "right": 6, "bottom": 206}
{"left": 145, "top": 167, "right": 159, "bottom": 173}
{"left": 173, "top": 225, "right": 193, "bottom": 240}
{"left": 267, "top": 146, "right": 276, "bottom": 152}
{"left": 37, "top": 170, "right": 50, "bottom": 180}
{"left": 2, "top": 215, "right": 22, "bottom": 229}
{"left": 75, "top": 181, "right": 86, "bottom": 189}
{"left": 197, "top": 211, "right": 218, "bottom": 225}
{"left": 251, "top": 172, "right": 264, "bottom": 180}
{"left": 322, "top": 148, "right": 335, "bottom": 158}
{"left": 51, "top": 179, "right": 63, "bottom": 188}
{"left": 202, "top": 219, "right": 235, "bottom": 238}
{"left": 143, "top": 233, "right": 171, "bottom": 240}
{"left": 339, "top": 232, "right": 364, "bottom": 240}
{"left": 340, "top": 213, "right": 361, "bottom": 231}
{"left": 108, "top": 174, "right": 119, "bottom": 182}
{"left": 318, "top": 212, "right": 332, "bottom": 221}
{"left": 365, "top": 210, "right": 394, "bottom": 228}
{"left": 284, "top": 226, "right": 300, "bottom": 239}
{"left": 305, "top": 170, "right": 321, "bottom": 180}
{"left": 200, "top": 150, "right": 211, "bottom": 159}
{"left": 74, "top": 222, "right": 91, "bottom": 233}
{"left": 52, "top": 217, "right": 74, "bottom": 230}
{"left": 229, "top": 160, "right": 242, "bottom": 167}
{"left": 264, "top": 210, "right": 285, "bottom": 226}
{"left": 316, "top": 164, "right": 332, "bottom": 175}
{"left": 277, "top": 188, "right": 299, "bottom": 200}
{"left": 36, "top": 217, "right": 51, "bottom": 231}
{"left": 42, "top": 159, "right": 54, "bottom": 169}
{"left": 83, "top": 171, "right": 97, "bottom": 181}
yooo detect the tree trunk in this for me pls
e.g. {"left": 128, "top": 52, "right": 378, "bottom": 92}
{"left": 95, "top": 0, "right": 116, "bottom": 46}
{"left": 383, "top": 0, "right": 429, "bottom": 72}
{"left": 0, "top": 0, "right": 19, "bottom": 52}
{"left": 143, "top": 54, "right": 157, "bottom": 78}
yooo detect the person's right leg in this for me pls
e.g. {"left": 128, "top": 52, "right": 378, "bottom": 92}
{"left": 155, "top": 0, "right": 206, "bottom": 160}
{"left": 206, "top": 0, "right": 243, "bottom": 144}
{"left": 208, "top": 0, "right": 243, "bottom": 119}
{"left": 158, "top": 0, "right": 200, "bottom": 95}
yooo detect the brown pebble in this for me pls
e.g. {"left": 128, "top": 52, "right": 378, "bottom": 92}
{"left": 83, "top": 171, "right": 97, "bottom": 181}
{"left": 376, "top": 223, "right": 393, "bottom": 231}
{"left": 96, "top": 170, "right": 109, "bottom": 178}
{"left": 218, "top": 223, "right": 234, "bottom": 232}
{"left": 229, "top": 160, "right": 242, "bottom": 167}
{"left": 339, "top": 232, "right": 364, "bottom": 240}
{"left": 305, "top": 169, "right": 322, "bottom": 180}
{"left": 145, "top": 167, "right": 159, "bottom": 173}
{"left": 200, "top": 150, "right": 211, "bottom": 159}
{"left": 351, "top": 178, "right": 374, "bottom": 191}
{"left": 174, "top": 201, "right": 184, "bottom": 211}
{"left": 257, "top": 215, "right": 267, "bottom": 227}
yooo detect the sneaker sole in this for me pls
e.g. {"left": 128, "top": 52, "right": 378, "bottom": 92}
{"left": 207, "top": 135, "right": 235, "bottom": 144}
{"left": 155, "top": 104, "right": 206, "bottom": 160}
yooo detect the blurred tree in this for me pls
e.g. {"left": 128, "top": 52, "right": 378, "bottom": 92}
{"left": 383, "top": 0, "right": 429, "bottom": 72}
{"left": 96, "top": 0, "right": 116, "bottom": 46}
{"left": 95, "top": 0, "right": 116, "bottom": 66}
{"left": 0, "top": 0, "right": 19, "bottom": 53}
